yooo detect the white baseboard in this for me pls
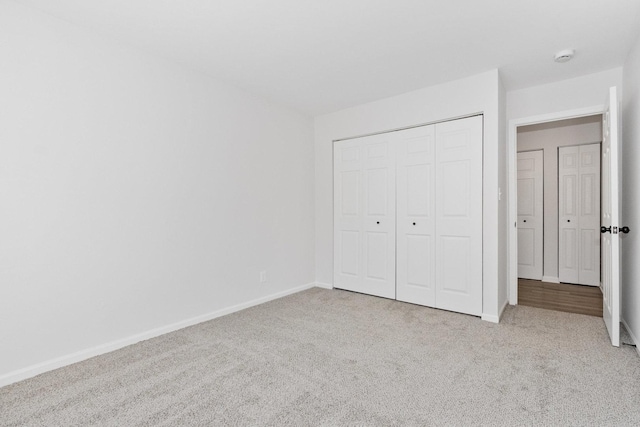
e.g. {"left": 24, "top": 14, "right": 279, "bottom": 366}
{"left": 314, "top": 282, "right": 333, "bottom": 289}
{"left": 481, "top": 299, "right": 509, "bottom": 324}
{"left": 542, "top": 276, "right": 560, "bottom": 283}
{"left": 499, "top": 298, "right": 509, "bottom": 318}
{"left": 621, "top": 317, "right": 640, "bottom": 357}
{"left": 481, "top": 314, "right": 499, "bottom": 323}
{"left": 0, "top": 282, "right": 317, "bottom": 388}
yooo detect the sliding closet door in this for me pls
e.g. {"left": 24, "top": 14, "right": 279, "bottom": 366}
{"left": 334, "top": 115, "right": 483, "bottom": 316}
{"left": 396, "top": 125, "right": 436, "bottom": 306}
{"left": 434, "top": 116, "right": 483, "bottom": 316}
{"left": 333, "top": 133, "right": 396, "bottom": 299}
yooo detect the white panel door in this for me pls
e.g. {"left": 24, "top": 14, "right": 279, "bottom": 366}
{"left": 559, "top": 146, "right": 580, "bottom": 284}
{"left": 517, "top": 150, "right": 543, "bottom": 280}
{"left": 334, "top": 138, "right": 363, "bottom": 292}
{"left": 362, "top": 133, "right": 396, "bottom": 298}
{"left": 334, "top": 133, "right": 396, "bottom": 299}
{"left": 578, "top": 144, "right": 601, "bottom": 286}
{"left": 602, "top": 87, "right": 620, "bottom": 347}
{"left": 396, "top": 125, "right": 436, "bottom": 306}
{"left": 434, "top": 116, "right": 483, "bottom": 316}
{"left": 559, "top": 144, "right": 601, "bottom": 286}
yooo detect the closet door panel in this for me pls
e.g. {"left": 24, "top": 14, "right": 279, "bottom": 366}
{"left": 559, "top": 146, "right": 580, "bottom": 284}
{"left": 334, "top": 139, "right": 363, "bottom": 290}
{"left": 516, "top": 150, "right": 544, "bottom": 280}
{"left": 396, "top": 125, "right": 436, "bottom": 306}
{"left": 434, "top": 116, "right": 483, "bottom": 316}
{"left": 334, "top": 133, "right": 396, "bottom": 299}
{"left": 362, "top": 134, "right": 396, "bottom": 298}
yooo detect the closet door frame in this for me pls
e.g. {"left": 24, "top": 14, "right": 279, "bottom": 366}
{"left": 333, "top": 114, "right": 484, "bottom": 317}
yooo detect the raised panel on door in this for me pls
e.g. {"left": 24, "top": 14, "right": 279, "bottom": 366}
{"left": 334, "top": 133, "right": 396, "bottom": 299}
{"left": 517, "top": 228, "right": 535, "bottom": 266}
{"left": 578, "top": 143, "right": 600, "bottom": 286}
{"left": 434, "top": 116, "right": 483, "bottom": 316}
{"left": 338, "top": 231, "right": 359, "bottom": 277}
{"left": 558, "top": 146, "right": 579, "bottom": 284}
{"left": 395, "top": 125, "right": 436, "bottom": 306}
{"left": 517, "top": 150, "right": 543, "bottom": 280}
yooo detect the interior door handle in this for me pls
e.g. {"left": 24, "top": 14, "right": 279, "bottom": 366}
{"left": 620, "top": 226, "right": 631, "bottom": 234}
{"left": 601, "top": 226, "right": 611, "bottom": 234}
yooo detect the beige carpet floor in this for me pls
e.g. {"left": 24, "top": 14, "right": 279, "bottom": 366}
{"left": 1, "top": 287, "right": 639, "bottom": 426}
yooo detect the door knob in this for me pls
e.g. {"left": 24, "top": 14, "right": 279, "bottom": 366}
{"left": 601, "top": 226, "right": 611, "bottom": 234}
{"left": 412, "top": 222, "right": 416, "bottom": 225}
{"left": 620, "top": 226, "right": 631, "bottom": 234}
{"left": 376, "top": 221, "right": 380, "bottom": 224}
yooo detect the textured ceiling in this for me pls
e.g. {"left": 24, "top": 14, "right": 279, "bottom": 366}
{"left": 14, "top": 0, "right": 640, "bottom": 115}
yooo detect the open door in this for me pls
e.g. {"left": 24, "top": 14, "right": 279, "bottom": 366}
{"left": 601, "top": 86, "right": 620, "bottom": 347}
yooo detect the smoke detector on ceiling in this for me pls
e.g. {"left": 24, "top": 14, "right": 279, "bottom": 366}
{"left": 554, "top": 49, "right": 575, "bottom": 63}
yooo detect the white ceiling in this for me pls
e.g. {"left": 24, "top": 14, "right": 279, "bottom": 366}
{"left": 14, "top": 0, "right": 640, "bottom": 116}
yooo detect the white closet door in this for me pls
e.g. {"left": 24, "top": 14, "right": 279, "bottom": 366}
{"left": 578, "top": 144, "right": 601, "bottom": 286}
{"left": 517, "top": 150, "right": 544, "bottom": 280}
{"left": 558, "top": 146, "right": 580, "bottom": 284}
{"left": 559, "top": 144, "right": 601, "bottom": 286}
{"left": 396, "top": 125, "right": 436, "bottom": 306}
{"left": 334, "top": 138, "right": 363, "bottom": 292}
{"left": 434, "top": 116, "right": 483, "bottom": 316}
{"left": 333, "top": 133, "right": 396, "bottom": 299}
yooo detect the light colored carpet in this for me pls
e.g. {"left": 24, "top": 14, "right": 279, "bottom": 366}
{"left": 1, "top": 287, "right": 639, "bottom": 426}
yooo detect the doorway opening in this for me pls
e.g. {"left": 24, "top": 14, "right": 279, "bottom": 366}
{"left": 508, "top": 106, "right": 605, "bottom": 311}
{"left": 515, "top": 115, "right": 604, "bottom": 316}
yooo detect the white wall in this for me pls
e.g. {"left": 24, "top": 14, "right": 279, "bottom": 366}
{"left": 621, "top": 32, "right": 640, "bottom": 350}
{"left": 517, "top": 116, "right": 602, "bottom": 281}
{"left": 315, "top": 70, "right": 505, "bottom": 321}
{"left": 0, "top": 2, "right": 315, "bottom": 385}
{"left": 498, "top": 76, "right": 509, "bottom": 314}
{"left": 507, "top": 68, "right": 623, "bottom": 121}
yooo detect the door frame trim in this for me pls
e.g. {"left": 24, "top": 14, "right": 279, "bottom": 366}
{"left": 508, "top": 105, "right": 604, "bottom": 305}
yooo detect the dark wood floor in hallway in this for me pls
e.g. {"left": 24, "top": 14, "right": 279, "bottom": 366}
{"left": 518, "top": 279, "right": 603, "bottom": 317}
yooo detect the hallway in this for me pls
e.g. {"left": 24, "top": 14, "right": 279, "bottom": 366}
{"left": 518, "top": 279, "right": 603, "bottom": 317}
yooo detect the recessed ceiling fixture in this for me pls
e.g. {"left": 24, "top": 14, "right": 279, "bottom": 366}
{"left": 554, "top": 49, "right": 575, "bottom": 63}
